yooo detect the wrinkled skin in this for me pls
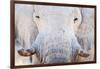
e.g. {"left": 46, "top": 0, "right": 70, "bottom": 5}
{"left": 15, "top": 4, "right": 94, "bottom": 64}
{"left": 31, "top": 5, "right": 89, "bottom": 64}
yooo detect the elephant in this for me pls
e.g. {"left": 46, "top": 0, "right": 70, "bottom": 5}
{"left": 15, "top": 4, "right": 94, "bottom": 64}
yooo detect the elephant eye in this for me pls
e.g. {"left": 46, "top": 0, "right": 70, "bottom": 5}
{"left": 35, "top": 16, "right": 40, "bottom": 19}
{"left": 74, "top": 18, "right": 78, "bottom": 23}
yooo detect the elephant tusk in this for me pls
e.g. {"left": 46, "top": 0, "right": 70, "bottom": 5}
{"left": 78, "top": 49, "right": 90, "bottom": 57}
{"left": 18, "top": 48, "right": 36, "bottom": 57}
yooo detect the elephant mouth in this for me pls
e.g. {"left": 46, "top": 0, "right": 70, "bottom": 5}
{"left": 44, "top": 53, "right": 69, "bottom": 64}
{"left": 43, "top": 48, "right": 70, "bottom": 64}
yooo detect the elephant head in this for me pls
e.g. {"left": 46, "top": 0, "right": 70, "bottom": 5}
{"left": 30, "top": 5, "right": 89, "bottom": 64}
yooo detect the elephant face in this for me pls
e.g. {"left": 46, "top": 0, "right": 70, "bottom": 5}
{"left": 31, "top": 5, "right": 89, "bottom": 64}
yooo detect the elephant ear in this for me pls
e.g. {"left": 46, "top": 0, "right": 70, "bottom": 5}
{"left": 73, "top": 8, "right": 82, "bottom": 33}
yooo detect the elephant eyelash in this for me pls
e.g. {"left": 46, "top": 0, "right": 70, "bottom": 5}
{"left": 35, "top": 16, "right": 40, "bottom": 18}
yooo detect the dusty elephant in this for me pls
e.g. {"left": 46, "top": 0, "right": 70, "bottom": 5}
{"left": 30, "top": 5, "right": 90, "bottom": 64}
{"left": 15, "top": 4, "right": 94, "bottom": 64}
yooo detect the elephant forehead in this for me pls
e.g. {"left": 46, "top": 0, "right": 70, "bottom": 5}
{"left": 34, "top": 5, "right": 74, "bottom": 16}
